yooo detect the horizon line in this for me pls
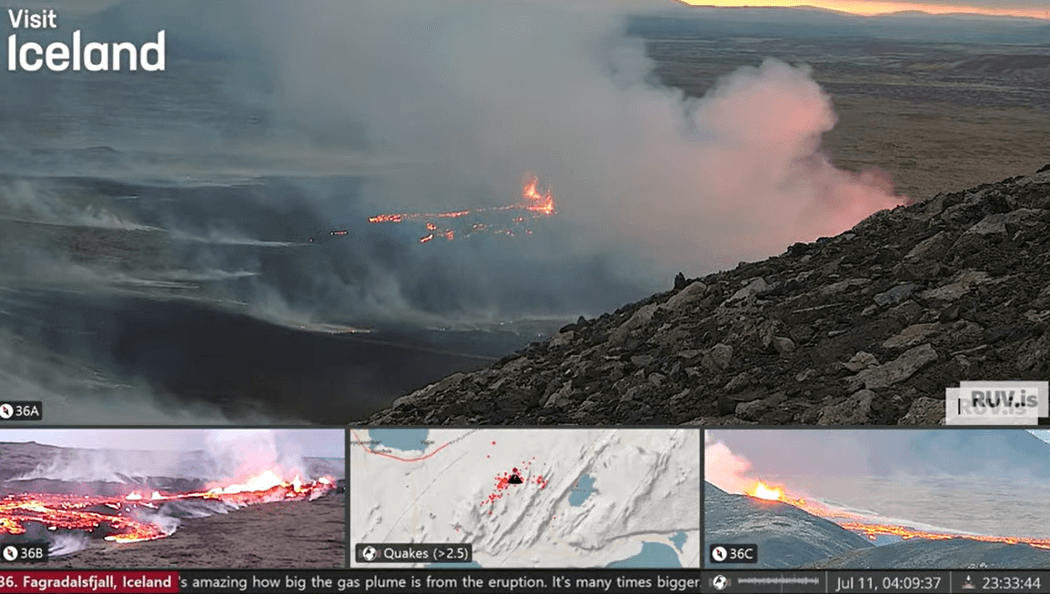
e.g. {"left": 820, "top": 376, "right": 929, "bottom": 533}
{"left": 679, "top": 1, "right": 1050, "bottom": 21}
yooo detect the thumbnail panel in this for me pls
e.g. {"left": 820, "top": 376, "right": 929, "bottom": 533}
{"left": 349, "top": 427, "right": 700, "bottom": 568}
{"left": 0, "top": 428, "right": 345, "bottom": 568}
{"left": 705, "top": 428, "right": 1050, "bottom": 570}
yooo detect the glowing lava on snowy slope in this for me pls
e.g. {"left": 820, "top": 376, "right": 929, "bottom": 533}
{"left": 743, "top": 480, "right": 1050, "bottom": 550}
{"left": 368, "top": 174, "right": 556, "bottom": 243}
{"left": 0, "top": 471, "right": 336, "bottom": 544}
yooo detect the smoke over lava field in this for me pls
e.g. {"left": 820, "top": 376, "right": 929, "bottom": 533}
{"left": 0, "top": 429, "right": 345, "bottom": 568}
{"left": 0, "top": 0, "right": 1046, "bottom": 423}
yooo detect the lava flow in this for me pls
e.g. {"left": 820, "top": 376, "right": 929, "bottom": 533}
{"left": 0, "top": 471, "right": 336, "bottom": 544}
{"left": 368, "top": 174, "right": 556, "bottom": 243}
{"left": 743, "top": 480, "right": 1050, "bottom": 550}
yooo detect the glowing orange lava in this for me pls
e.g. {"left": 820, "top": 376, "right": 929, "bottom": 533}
{"left": 745, "top": 480, "right": 808, "bottom": 506}
{"left": 742, "top": 479, "right": 1050, "bottom": 550}
{"left": 520, "top": 176, "right": 555, "bottom": 216}
{"left": 368, "top": 174, "right": 556, "bottom": 243}
{"left": 0, "top": 471, "right": 336, "bottom": 544}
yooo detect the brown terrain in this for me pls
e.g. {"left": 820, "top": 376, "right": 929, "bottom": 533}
{"left": 646, "top": 37, "right": 1050, "bottom": 202}
{"left": 827, "top": 95, "right": 1050, "bottom": 201}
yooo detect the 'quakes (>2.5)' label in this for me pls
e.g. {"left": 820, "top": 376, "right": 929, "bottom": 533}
{"left": 0, "top": 401, "right": 42, "bottom": 420}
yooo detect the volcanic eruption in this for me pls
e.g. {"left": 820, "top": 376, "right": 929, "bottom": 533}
{"left": 742, "top": 479, "right": 1050, "bottom": 550}
{"left": 368, "top": 174, "right": 556, "bottom": 244}
{"left": 0, "top": 430, "right": 346, "bottom": 567}
{"left": 0, "top": 469, "right": 336, "bottom": 545}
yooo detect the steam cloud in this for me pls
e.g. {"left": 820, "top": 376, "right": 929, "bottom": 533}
{"left": 0, "top": 1, "right": 907, "bottom": 307}
{"left": 265, "top": 0, "right": 905, "bottom": 274}
{"left": 199, "top": 429, "right": 315, "bottom": 484}
{"left": 0, "top": 0, "right": 907, "bottom": 420}
{"left": 11, "top": 430, "right": 340, "bottom": 483}
{"left": 704, "top": 430, "right": 758, "bottom": 494}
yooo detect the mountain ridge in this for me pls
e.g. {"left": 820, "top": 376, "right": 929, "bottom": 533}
{"left": 362, "top": 165, "right": 1050, "bottom": 426}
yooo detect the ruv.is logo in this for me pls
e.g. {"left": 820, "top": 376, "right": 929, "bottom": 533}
{"left": 946, "top": 381, "right": 1049, "bottom": 425}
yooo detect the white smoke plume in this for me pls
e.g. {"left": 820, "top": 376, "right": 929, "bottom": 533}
{"left": 704, "top": 430, "right": 756, "bottom": 494}
{"left": 0, "top": 179, "right": 160, "bottom": 231}
{"left": 9, "top": 429, "right": 343, "bottom": 483}
{"left": 11, "top": 448, "right": 184, "bottom": 483}
{"left": 263, "top": 1, "right": 905, "bottom": 278}
{"left": 0, "top": 1, "right": 907, "bottom": 324}
{"left": 47, "top": 533, "right": 92, "bottom": 558}
{"left": 199, "top": 429, "right": 312, "bottom": 483}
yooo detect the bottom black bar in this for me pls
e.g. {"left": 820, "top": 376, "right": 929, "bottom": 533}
{"left": 6, "top": 570, "right": 1050, "bottom": 593}
{"left": 178, "top": 570, "right": 702, "bottom": 593}
{"left": 702, "top": 571, "right": 951, "bottom": 593}
{"left": 702, "top": 571, "right": 1050, "bottom": 593}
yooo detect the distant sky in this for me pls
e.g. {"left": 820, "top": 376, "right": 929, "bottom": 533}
{"left": 682, "top": 0, "right": 1050, "bottom": 19}
{"left": 17, "top": 0, "right": 1050, "bottom": 21}
{"left": 0, "top": 429, "right": 345, "bottom": 458}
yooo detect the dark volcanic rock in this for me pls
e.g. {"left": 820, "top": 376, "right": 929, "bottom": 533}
{"left": 362, "top": 166, "right": 1050, "bottom": 426}
{"left": 674, "top": 271, "right": 687, "bottom": 290}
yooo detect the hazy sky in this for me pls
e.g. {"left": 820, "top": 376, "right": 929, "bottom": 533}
{"left": 0, "top": 429, "right": 345, "bottom": 458}
{"left": 682, "top": 0, "right": 1050, "bottom": 19}
{"left": 15, "top": 0, "right": 1050, "bottom": 20}
{"left": 706, "top": 429, "right": 1050, "bottom": 496}
{"left": 13, "top": 0, "right": 123, "bottom": 16}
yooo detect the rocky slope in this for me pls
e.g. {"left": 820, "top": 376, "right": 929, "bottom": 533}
{"left": 805, "top": 538, "right": 1050, "bottom": 570}
{"left": 705, "top": 482, "right": 1050, "bottom": 570}
{"left": 704, "top": 482, "right": 874, "bottom": 569}
{"left": 363, "top": 165, "right": 1050, "bottom": 426}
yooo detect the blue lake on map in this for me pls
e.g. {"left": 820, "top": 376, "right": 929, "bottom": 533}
{"left": 368, "top": 428, "right": 430, "bottom": 452}
{"left": 567, "top": 474, "right": 596, "bottom": 506}
{"left": 606, "top": 542, "right": 682, "bottom": 568}
{"left": 670, "top": 532, "right": 687, "bottom": 552}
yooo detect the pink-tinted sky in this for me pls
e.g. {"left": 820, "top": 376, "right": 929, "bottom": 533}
{"left": 682, "top": 0, "right": 1050, "bottom": 19}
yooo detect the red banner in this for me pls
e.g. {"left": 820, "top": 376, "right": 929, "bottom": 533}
{"left": 0, "top": 571, "right": 178, "bottom": 593}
